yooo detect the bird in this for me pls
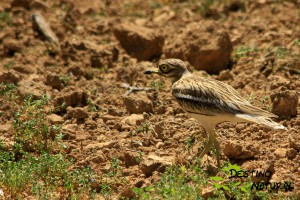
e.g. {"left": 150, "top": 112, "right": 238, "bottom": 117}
{"left": 145, "top": 58, "right": 286, "bottom": 168}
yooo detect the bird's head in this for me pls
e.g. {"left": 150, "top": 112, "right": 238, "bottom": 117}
{"left": 144, "top": 58, "right": 190, "bottom": 83}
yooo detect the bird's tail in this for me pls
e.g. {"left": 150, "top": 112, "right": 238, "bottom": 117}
{"left": 235, "top": 114, "right": 286, "bottom": 130}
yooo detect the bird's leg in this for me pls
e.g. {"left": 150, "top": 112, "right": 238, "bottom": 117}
{"left": 199, "top": 134, "right": 213, "bottom": 159}
{"left": 210, "top": 131, "right": 221, "bottom": 168}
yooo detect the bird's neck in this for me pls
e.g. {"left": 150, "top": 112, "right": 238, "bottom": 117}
{"left": 171, "top": 70, "right": 191, "bottom": 84}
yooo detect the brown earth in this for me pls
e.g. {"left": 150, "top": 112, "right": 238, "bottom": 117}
{"left": 0, "top": 0, "right": 299, "bottom": 199}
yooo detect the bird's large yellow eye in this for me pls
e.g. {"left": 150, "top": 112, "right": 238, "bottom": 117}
{"left": 160, "top": 64, "right": 169, "bottom": 73}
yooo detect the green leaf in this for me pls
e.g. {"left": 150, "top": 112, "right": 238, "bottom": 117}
{"left": 229, "top": 163, "right": 242, "bottom": 171}
{"left": 234, "top": 181, "right": 241, "bottom": 186}
{"left": 222, "top": 185, "right": 230, "bottom": 191}
{"left": 210, "top": 176, "right": 224, "bottom": 181}
{"left": 213, "top": 183, "right": 221, "bottom": 189}
{"left": 240, "top": 186, "right": 247, "bottom": 192}
{"left": 145, "top": 186, "right": 152, "bottom": 192}
{"left": 132, "top": 187, "right": 143, "bottom": 194}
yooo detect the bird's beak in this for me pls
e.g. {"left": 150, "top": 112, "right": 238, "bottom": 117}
{"left": 144, "top": 69, "right": 160, "bottom": 75}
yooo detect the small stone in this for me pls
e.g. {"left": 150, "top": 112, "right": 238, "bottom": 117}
{"left": 90, "top": 151, "right": 106, "bottom": 164}
{"left": 3, "top": 39, "right": 22, "bottom": 55}
{"left": 286, "top": 148, "right": 297, "bottom": 158}
{"left": 121, "top": 187, "right": 135, "bottom": 199}
{"left": 11, "top": 0, "right": 30, "bottom": 8}
{"left": 201, "top": 186, "right": 215, "bottom": 198}
{"left": 45, "top": 74, "right": 63, "bottom": 89}
{"left": 0, "top": 71, "right": 20, "bottom": 84}
{"left": 270, "top": 90, "right": 298, "bottom": 117}
{"left": 72, "top": 1, "right": 104, "bottom": 15}
{"left": 61, "top": 124, "right": 78, "bottom": 140}
{"left": 154, "top": 124, "right": 164, "bottom": 135}
{"left": 47, "top": 114, "right": 64, "bottom": 124}
{"left": 67, "top": 66, "right": 84, "bottom": 77}
{"left": 156, "top": 142, "right": 164, "bottom": 149}
{"left": 140, "top": 154, "right": 174, "bottom": 177}
{"left": 54, "top": 90, "right": 88, "bottom": 111}
{"left": 18, "top": 79, "right": 48, "bottom": 99}
{"left": 31, "top": 0, "right": 49, "bottom": 11}
{"left": 113, "top": 122, "right": 122, "bottom": 131}
{"left": 90, "top": 45, "right": 119, "bottom": 68}
{"left": 217, "top": 70, "right": 233, "bottom": 81}
{"left": 123, "top": 92, "right": 153, "bottom": 114}
{"left": 235, "top": 124, "right": 245, "bottom": 133}
{"left": 122, "top": 114, "right": 145, "bottom": 126}
{"left": 85, "top": 119, "right": 97, "bottom": 130}
{"left": 274, "top": 148, "right": 287, "bottom": 158}
{"left": 124, "top": 151, "right": 140, "bottom": 167}
{"left": 289, "top": 134, "right": 300, "bottom": 151}
{"left": 67, "top": 107, "right": 89, "bottom": 119}
{"left": 0, "top": 124, "right": 11, "bottom": 133}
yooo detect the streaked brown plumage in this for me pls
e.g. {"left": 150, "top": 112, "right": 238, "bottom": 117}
{"left": 145, "top": 58, "right": 286, "bottom": 167}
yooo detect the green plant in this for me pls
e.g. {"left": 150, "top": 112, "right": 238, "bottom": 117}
{"left": 87, "top": 98, "right": 98, "bottom": 112}
{"left": 0, "top": 11, "right": 13, "bottom": 30}
{"left": 185, "top": 135, "right": 196, "bottom": 151}
{"left": 12, "top": 94, "right": 53, "bottom": 153}
{"left": 4, "top": 61, "right": 15, "bottom": 71}
{"left": 198, "top": 0, "right": 216, "bottom": 17}
{"left": 211, "top": 163, "right": 251, "bottom": 193}
{"left": 274, "top": 47, "right": 288, "bottom": 58}
{"left": 234, "top": 46, "right": 259, "bottom": 60}
{"left": 246, "top": 92, "right": 255, "bottom": 104}
{"left": 101, "top": 66, "right": 109, "bottom": 73}
{"left": 137, "top": 121, "right": 151, "bottom": 134}
{"left": 108, "top": 157, "right": 122, "bottom": 177}
{"left": 59, "top": 75, "right": 71, "bottom": 86}
{"left": 260, "top": 95, "right": 272, "bottom": 111}
{"left": 150, "top": 80, "right": 164, "bottom": 90}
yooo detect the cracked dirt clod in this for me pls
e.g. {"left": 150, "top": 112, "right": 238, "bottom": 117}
{"left": 223, "top": 140, "right": 259, "bottom": 159}
{"left": 165, "top": 21, "right": 233, "bottom": 74}
{"left": 54, "top": 90, "right": 88, "bottom": 111}
{"left": 122, "top": 114, "right": 145, "bottom": 126}
{"left": 270, "top": 90, "right": 298, "bottom": 117}
{"left": 123, "top": 92, "right": 153, "bottom": 114}
{"left": 47, "top": 114, "right": 64, "bottom": 124}
{"left": 67, "top": 107, "right": 89, "bottom": 119}
{"left": 140, "top": 154, "right": 173, "bottom": 177}
{"left": 113, "top": 21, "right": 164, "bottom": 61}
{"left": 45, "top": 74, "right": 63, "bottom": 90}
{"left": 0, "top": 71, "right": 20, "bottom": 84}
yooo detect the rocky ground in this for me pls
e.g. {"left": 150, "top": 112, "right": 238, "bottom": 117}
{"left": 0, "top": 0, "right": 299, "bottom": 199}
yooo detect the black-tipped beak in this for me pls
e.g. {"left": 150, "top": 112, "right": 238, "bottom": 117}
{"left": 144, "top": 69, "right": 160, "bottom": 75}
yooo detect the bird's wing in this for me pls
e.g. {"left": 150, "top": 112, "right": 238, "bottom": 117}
{"left": 171, "top": 75, "right": 277, "bottom": 118}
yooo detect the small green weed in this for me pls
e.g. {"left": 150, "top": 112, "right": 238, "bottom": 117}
{"left": 234, "top": 46, "right": 259, "bottom": 60}
{"left": 87, "top": 98, "right": 98, "bottom": 112}
{"left": 4, "top": 61, "right": 15, "bottom": 71}
{"left": 137, "top": 121, "right": 152, "bottom": 134}
{"left": 274, "top": 47, "right": 288, "bottom": 58}
{"left": 150, "top": 80, "right": 164, "bottom": 91}
{"left": 198, "top": 0, "right": 217, "bottom": 17}
{"left": 59, "top": 75, "right": 71, "bottom": 86}
{"left": 0, "top": 11, "right": 13, "bottom": 30}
